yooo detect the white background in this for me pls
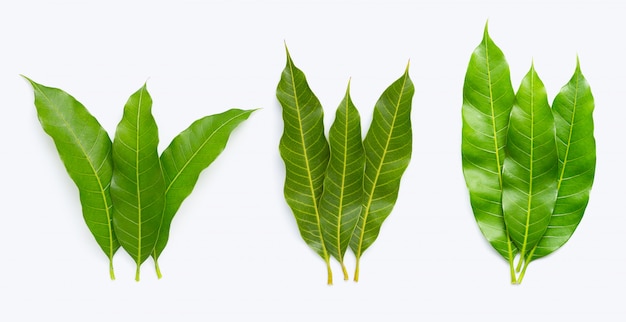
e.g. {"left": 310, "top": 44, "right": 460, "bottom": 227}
{"left": 1, "top": 0, "right": 624, "bottom": 320}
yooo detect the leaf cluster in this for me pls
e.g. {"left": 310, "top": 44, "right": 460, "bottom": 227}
{"left": 461, "top": 24, "right": 596, "bottom": 284}
{"left": 276, "top": 47, "right": 414, "bottom": 284}
{"left": 26, "top": 78, "right": 254, "bottom": 280}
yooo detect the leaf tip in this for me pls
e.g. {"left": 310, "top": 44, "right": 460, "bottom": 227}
{"left": 247, "top": 108, "right": 262, "bottom": 115}
{"left": 283, "top": 41, "right": 292, "bottom": 62}
{"left": 21, "top": 74, "right": 37, "bottom": 87}
{"left": 483, "top": 20, "right": 491, "bottom": 40}
{"left": 405, "top": 59, "right": 411, "bottom": 74}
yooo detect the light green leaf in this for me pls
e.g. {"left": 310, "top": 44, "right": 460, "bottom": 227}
{"left": 502, "top": 64, "right": 558, "bottom": 269}
{"left": 111, "top": 84, "right": 166, "bottom": 281}
{"left": 533, "top": 59, "right": 595, "bottom": 259}
{"left": 277, "top": 47, "right": 333, "bottom": 284}
{"left": 318, "top": 81, "right": 364, "bottom": 281}
{"left": 461, "top": 23, "right": 517, "bottom": 269}
{"left": 25, "top": 78, "right": 119, "bottom": 279}
{"left": 350, "top": 63, "right": 414, "bottom": 281}
{"left": 153, "top": 108, "right": 256, "bottom": 275}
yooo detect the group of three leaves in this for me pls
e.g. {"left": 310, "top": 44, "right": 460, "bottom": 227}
{"left": 27, "top": 24, "right": 595, "bottom": 284}
{"left": 276, "top": 48, "right": 414, "bottom": 284}
{"left": 461, "top": 25, "right": 595, "bottom": 283}
{"left": 27, "top": 78, "right": 254, "bottom": 280}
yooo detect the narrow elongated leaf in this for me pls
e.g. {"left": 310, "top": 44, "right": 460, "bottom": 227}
{"left": 502, "top": 65, "right": 558, "bottom": 261}
{"left": 153, "top": 108, "right": 256, "bottom": 269}
{"left": 276, "top": 47, "right": 332, "bottom": 283}
{"left": 111, "top": 84, "right": 166, "bottom": 281}
{"left": 350, "top": 64, "right": 413, "bottom": 281}
{"left": 319, "top": 82, "right": 364, "bottom": 280}
{"left": 461, "top": 24, "right": 517, "bottom": 264}
{"left": 26, "top": 78, "right": 119, "bottom": 279}
{"left": 533, "top": 60, "right": 595, "bottom": 259}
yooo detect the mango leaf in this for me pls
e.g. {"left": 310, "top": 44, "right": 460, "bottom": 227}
{"left": 533, "top": 59, "right": 595, "bottom": 260}
{"left": 111, "top": 84, "right": 166, "bottom": 281}
{"left": 350, "top": 63, "right": 414, "bottom": 282}
{"left": 153, "top": 108, "right": 256, "bottom": 276}
{"left": 502, "top": 64, "right": 558, "bottom": 272}
{"left": 276, "top": 47, "right": 333, "bottom": 284}
{"left": 25, "top": 78, "right": 119, "bottom": 279}
{"left": 318, "top": 81, "right": 364, "bottom": 281}
{"left": 461, "top": 23, "right": 517, "bottom": 274}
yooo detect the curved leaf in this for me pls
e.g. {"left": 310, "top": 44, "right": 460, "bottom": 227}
{"left": 153, "top": 108, "right": 256, "bottom": 271}
{"left": 502, "top": 64, "right": 558, "bottom": 262}
{"left": 25, "top": 78, "right": 119, "bottom": 279}
{"left": 533, "top": 60, "right": 595, "bottom": 259}
{"left": 461, "top": 24, "right": 517, "bottom": 265}
{"left": 318, "top": 81, "right": 364, "bottom": 280}
{"left": 276, "top": 47, "right": 332, "bottom": 284}
{"left": 350, "top": 64, "right": 413, "bottom": 281}
{"left": 111, "top": 84, "right": 166, "bottom": 281}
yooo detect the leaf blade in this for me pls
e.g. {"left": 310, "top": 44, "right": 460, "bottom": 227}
{"left": 154, "top": 109, "right": 256, "bottom": 261}
{"left": 25, "top": 78, "right": 119, "bottom": 279}
{"left": 533, "top": 60, "right": 595, "bottom": 259}
{"left": 111, "top": 84, "right": 166, "bottom": 281}
{"left": 350, "top": 64, "right": 414, "bottom": 280}
{"left": 461, "top": 25, "right": 517, "bottom": 262}
{"left": 276, "top": 48, "right": 332, "bottom": 283}
{"left": 319, "top": 82, "right": 364, "bottom": 279}
{"left": 502, "top": 65, "right": 558, "bottom": 259}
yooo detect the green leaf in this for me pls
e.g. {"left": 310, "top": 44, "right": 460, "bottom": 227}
{"left": 502, "top": 64, "right": 558, "bottom": 268}
{"left": 276, "top": 47, "right": 333, "bottom": 284}
{"left": 318, "top": 81, "right": 364, "bottom": 281}
{"left": 533, "top": 59, "right": 595, "bottom": 259}
{"left": 461, "top": 23, "right": 517, "bottom": 269}
{"left": 153, "top": 108, "right": 256, "bottom": 274}
{"left": 350, "top": 63, "right": 414, "bottom": 281}
{"left": 24, "top": 78, "right": 119, "bottom": 279}
{"left": 111, "top": 84, "right": 166, "bottom": 281}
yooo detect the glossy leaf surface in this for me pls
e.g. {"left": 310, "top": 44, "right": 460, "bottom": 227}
{"left": 111, "top": 84, "right": 166, "bottom": 281}
{"left": 502, "top": 65, "right": 558, "bottom": 260}
{"left": 461, "top": 25, "right": 516, "bottom": 261}
{"left": 350, "top": 64, "right": 413, "bottom": 281}
{"left": 25, "top": 78, "right": 119, "bottom": 279}
{"left": 318, "top": 82, "right": 364, "bottom": 280}
{"left": 154, "top": 109, "right": 256, "bottom": 262}
{"left": 533, "top": 61, "right": 595, "bottom": 259}
{"left": 276, "top": 48, "right": 332, "bottom": 283}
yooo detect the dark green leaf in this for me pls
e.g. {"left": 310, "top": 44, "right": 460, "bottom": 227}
{"left": 350, "top": 64, "right": 413, "bottom": 281}
{"left": 153, "top": 108, "right": 256, "bottom": 274}
{"left": 25, "top": 78, "right": 119, "bottom": 279}
{"left": 461, "top": 24, "right": 517, "bottom": 268}
{"left": 111, "top": 84, "right": 166, "bottom": 281}
{"left": 318, "top": 81, "right": 364, "bottom": 280}
{"left": 533, "top": 60, "right": 596, "bottom": 259}
{"left": 502, "top": 64, "right": 558, "bottom": 264}
{"left": 276, "top": 47, "right": 333, "bottom": 284}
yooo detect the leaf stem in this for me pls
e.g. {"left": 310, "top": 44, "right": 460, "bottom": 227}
{"left": 517, "top": 247, "right": 536, "bottom": 284}
{"left": 340, "top": 261, "right": 349, "bottom": 281}
{"left": 325, "top": 259, "right": 333, "bottom": 285}
{"left": 109, "top": 259, "right": 116, "bottom": 280}
{"left": 508, "top": 254, "right": 517, "bottom": 284}
{"left": 506, "top": 230, "right": 517, "bottom": 284}
{"left": 155, "top": 259, "right": 163, "bottom": 279}
{"left": 353, "top": 256, "right": 361, "bottom": 282}
{"left": 515, "top": 253, "right": 524, "bottom": 273}
{"left": 135, "top": 264, "right": 141, "bottom": 282}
